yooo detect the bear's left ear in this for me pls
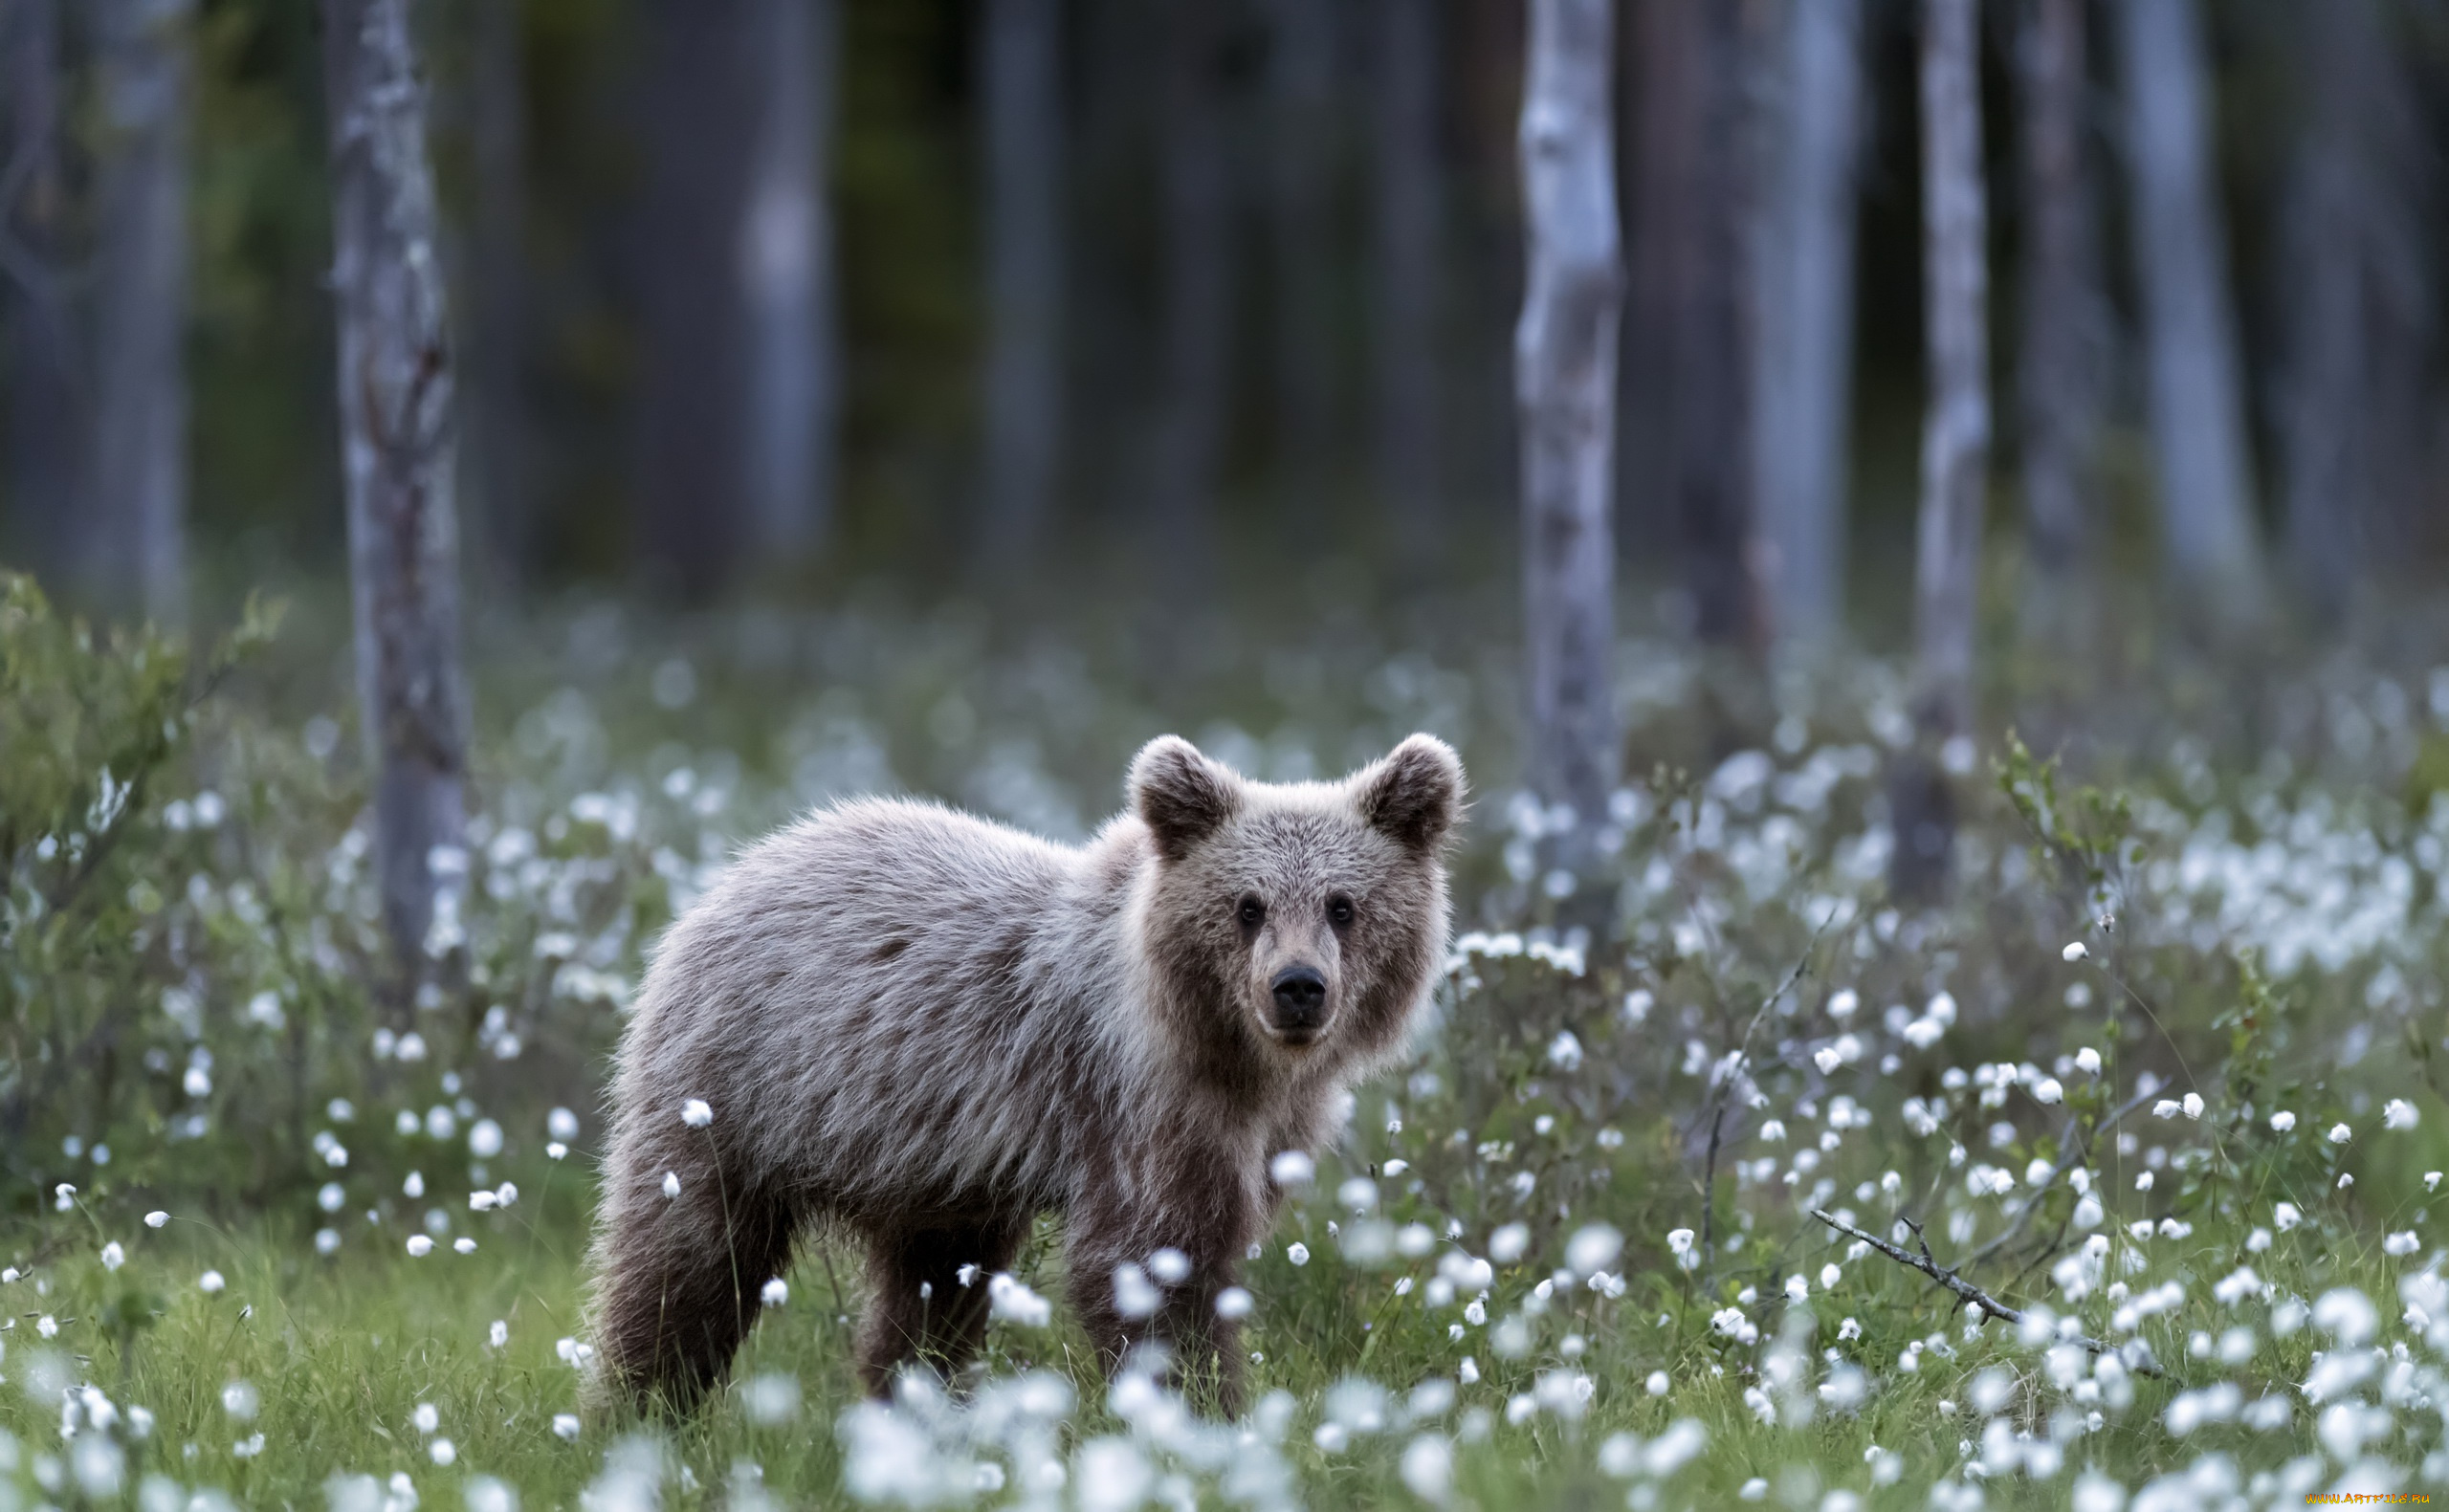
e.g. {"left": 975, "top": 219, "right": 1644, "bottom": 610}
{"left": 1357, "top": 734, "right": 1466, "bottom": 853}
{"left": 1130, "top": 735, "right": 1242, "bottom": 861}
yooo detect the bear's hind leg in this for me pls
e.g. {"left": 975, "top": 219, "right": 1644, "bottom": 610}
{"left": 593, "top": 1172, "right": 798, "bottom": 1414}
{"left": 853, "top": 1219, "right": 1026, "bottom": 1397}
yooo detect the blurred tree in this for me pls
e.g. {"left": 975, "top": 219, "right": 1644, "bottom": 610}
{"left": 1370, "top": 0, "right": 1442, "bottom": 564}
{"left": 91, "top": 0, "right": 195, "bottom": 624}
{"left": 465, "top": 0, "right": 530, "bottom": 584}
{"left": 1891, "top": 0, "right": 1988, "bottom": 906}
{"left": 1267, "top": 0, "right": 1336, "bottom": 514}
{"left": 978, "top": 0, "right": 1064, "bottom": 567}
{"left": 1, "top": 0, "right": 89, "bottom": 587}
{"left": 2276, "top": 0, "right": 2431, "bottom": 624}
{"left": 1516, "top": 0, "right": 1621, "bottom": 853}
{"left": 638, "top": 0, "right": 757, "bottom": 599}
{"left": 321, "top": 0, "right": 470, "bottom": 982}
{"left": 1749, "top": 0, "right": 1864, "bottom": 646}
{"left": 740, "top": 0, "right": 839, "bottom": 566}
{"left": 1628, "top": 0, "right": 1759, "bottom": 649}
{"left": 2115, "top": 0, "right": 2264, "bottom": 624}
{"left": 1154, "top": 0, "right": 1227, "bottom": 585}
{"left": 2014, "top": 0, "right": 2106, "bottom": 638}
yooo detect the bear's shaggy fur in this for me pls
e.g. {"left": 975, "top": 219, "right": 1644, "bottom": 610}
{"left": 587, "top": 732, "right": 1464, "bottom": 1413}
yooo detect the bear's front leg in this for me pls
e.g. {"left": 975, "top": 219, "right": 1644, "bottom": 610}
{"left": 1067, "top": 1172, "right": 1259, "bottom": 1418}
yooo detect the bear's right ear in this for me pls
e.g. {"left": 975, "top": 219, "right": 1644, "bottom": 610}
{"left": 1129, "top": 735, "right": 1241, "bottom": 861}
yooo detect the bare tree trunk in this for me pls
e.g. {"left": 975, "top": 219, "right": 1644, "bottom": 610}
{"left": 2, "top": 0, "right": 89, "bottom": 588}
{"left": 91, "top": 0, "right": 193, "bottom": 623}
{"left": 2114, "top": 0, "right": 2263, "bottom": 618}
{"left": 321, "top": 0, "right": 471, "bottom": 978}
{"left": 2015, "top": 0, "right": 2106, "bottom": 624}
{"left": 1750, "top": 0, "right": 1862, "bottom": 646}
{"left": 1267, "top": 0, "right": 1335, "bottom": 509}
{"left": 638, "top": 0, "right": 757, "bottom": 601}
{"left": 2277, "top": 0, "right": 2429, "bottom": 624}
{"left": 1630, "top": 0, "right": 1758, "bottom": 647}
{"left": 1890, "top": 0, "right": 1989, "bottom": 905}
{"left": 1371, "top": 0, "right": 1442, "bottom": 562}
{"left": 1153, "top": 0, "right": 1227, "bottom": 582}
{"left": 1517, "top": 0, "right": 1622, "bottom": 852}
{"left": 979, "top": 0, "right": 1063, "bottom": 565}
{"left": 467, "top": 0, "right": 528, "bottom": 583}
{"left": 741, "top": 0, "right": 837, "bottom": 565}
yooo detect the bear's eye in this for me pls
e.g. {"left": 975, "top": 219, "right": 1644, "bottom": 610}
{"left": 1237, "top": 895, "right": 1266, "bottom": 929}
{"left": 1327, "top": 895, "right": 1355, "bottom": 928}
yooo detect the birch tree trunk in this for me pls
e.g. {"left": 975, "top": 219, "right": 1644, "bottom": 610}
{"left": 1371, "top": 0, "right": 1442, "bottom": 559}
{"left": 91, "top": 0, "right": 193, "bottom": 623}
{"left": 468, "top": 0, "right": 528, "bottom": 582}
{"left": 1517, "top": 0, "right": 1622, "bottom": 851}
{"left": 740, "top": 0, "right": 837, "bottom": 564}
{"left": 1750, "top": 0, "right": 1863, "bottom": 646}
{"left": 2, "top": 0, "right": 89, "bottom": 590}
{"left": 1267, "top": 0, "right": 1335, "bottom": 507}
{"left": 979, "top": 0, "right": 1063, "bottom": 564}
{"left": 321, "top": 0, "right": 471, "bottom": 977}
{"left": 1154, "top": 0, "right": 1227, "bottom": 583}
{"left": 2115, "top": 0, "right": 2263, "bottom": 618}
{"left": 1890, "top": 0, "right": 1989, "bottom": 905}
{"left": 2015, "top": 0, "right": 2106, "bottom": 619}
{"left": 2277, "top": 0, "right": 2429, "bottom": 623}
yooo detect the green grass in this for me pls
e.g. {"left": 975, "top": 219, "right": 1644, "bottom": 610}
{"left": 6, "top": 1160, "right": 2408, "bottom": 1511}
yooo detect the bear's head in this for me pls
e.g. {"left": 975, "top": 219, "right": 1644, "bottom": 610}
{"left": 1127, "top": 733, "right": 1466, "bottom": 1084}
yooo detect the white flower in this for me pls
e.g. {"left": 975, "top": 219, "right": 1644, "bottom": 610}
{"left": 2329, "top": 1123, "right": 2352, "bottom": 1145}
{"left": 100, "top": 1241, "right": 124, "bottom": 1272}
{"left": 680, "top": 1099, "right": 713, "bottom": 1129}
{"left": 2074, "top": 1047, "right": 2101, "bottom": 1076}
{"left": 2034, "top": 1079, "right": 2063, "bottom": 1107}
{"left": 761, "top": 1278, "right": 788, "bottom": 1308}
{"left": 1287, "top": 1242, "right": 1312, "bottom": 1267}
{"left": 2062, "top": 942, "right": 2088, "bottom": 962}
{"left": 144, "top": 1211, "right": 169, "bottom": 1229}
{"left": 413, "top": 1403, "right": 439, "bottom": 1435}
{"left": 489, "top": 1320, "right": 509, "bottom": 1348}
{"left": 662, "top": 1172, "right": 681, "bottom": 1199}
{"left": 2385, "top": 1099, "right": 2419, "bottom": 1130}
{"left": 2427, "top": 1172, "right": 2442, "bottom": 1193}
{"left": 1270, "top": 1150, "right": 1316, "bottom": 1187}
{"left": 2270, "top": 1110, "right": 2298, "bottom": 1132}
{"left": 2181, "top": 1093, "right": 2204, "bottom": 1121}
{"left": 2385, "top": 1232, "right": 2420, "bottom": 1258}
{"left": 1784, "top": 1275, "right": 1808, "bottom": 1303}
{"left": 548, "top": 1107, "right": 580, "bottom": 1141}
{"left": 2276, "top": 1203, "right": 2302, "bottom": 1232}
{"left": 546, "top": 1142, "right": 568, "bottom": 1160}
{"left": 453, "top": 1238, "right": 476, "bottom": 1254}
{"left": 407, "top": 1236, "right": 434, "bottom": 1257}
{"left": 1814, "top": 1047, "right": 1843, "bottom": 1075}
{"left": 1666, "top": 1228, "right": 1695, "bottom": 1258}
{"left": 430, "top": 1439, "right": 455, "bottom": 1467}
{"left": 552, "top": 1413, "right": 581, "bottom": 1440}
{"left": 1215, "top": 1286, "right": 1254, "bottom": 1320}
{"left": 1646, "top": 1370, "right": 1670, "bottom": 1396}
{"left": 2152, "top": 1100, "right": 2180, "bottom": 1120}
{"left": 986, "top": 1273, "right": 1051, "bottom": 1327}
{"left": 1820, "top": 1263, "right": 1841, "bottom": 1290}
{"left": 199, "top": 1270, "right": 226, "bottom": 1293}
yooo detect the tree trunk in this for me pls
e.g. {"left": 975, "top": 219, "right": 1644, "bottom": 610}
{"left": 2015, "top": 0, "right": 2106, "bottom": 616}
{"left": 1267, "top": 0, "right": 1335, "bottom": 510}
{"left": 638, "top": 0, "right": 757, "bottom": 601}
{"left": 979, "top": 0, "right": 1064, "bottom": 566}
{"left": 2114, "top": 0, "right": 2263, "bottom": 618}
{"left": 1371, "top": 0, "right": 1442, "bottom": 565}
{"left": 2, "top": 0, "right": 89, "bottom": 590}
{"left": 1749, "top": 0, "right": 1862, "bottom": 646}
{"left": 321, "top": 0, "right": 471, "bottom": 979}
{"left": 90, "top": 0, "right": 193, "bottom": 624}
{"left": 1890, "top": 0, "right": 1989, "bottom": 906}
{"left": 2277, "top": 0, "right": 2429, "bottom": 624}
{"left": 1517, "top": 0, "right": 1622, "bottom": 850}
{"left": 1154, "top": 0, "right": 1228, "bottom": 582}
{"left": 467, "top": 0, "right": 528, "bottom": 584}
{"left": 1629, "top": 0, "right": 1757, "bottom": 648}
{"left": 740, "top": 0, "right": 838, "bottom": 565}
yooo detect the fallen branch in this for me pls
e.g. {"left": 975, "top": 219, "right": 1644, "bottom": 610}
{"left": 1962, "top": 1082, "right": 2162, "bottom": 1272}
{"left": 1808, "top": 1208, "right": 2162, "bottom": 1377}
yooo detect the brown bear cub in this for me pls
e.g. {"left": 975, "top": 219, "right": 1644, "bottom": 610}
{"left": 588, "top": 733, "right": 1464, "bottom": 1414}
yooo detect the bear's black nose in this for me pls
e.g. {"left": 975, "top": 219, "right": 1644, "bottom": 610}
{"left": 1270, "top": 965, "right": 1327, "bottom": 1027}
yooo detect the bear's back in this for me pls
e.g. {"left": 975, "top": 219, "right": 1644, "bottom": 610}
{"left": 619, "top": 798, "right": 1148, "bottom": 1222}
